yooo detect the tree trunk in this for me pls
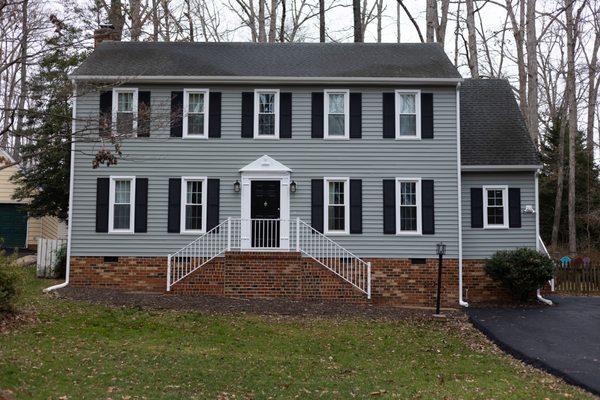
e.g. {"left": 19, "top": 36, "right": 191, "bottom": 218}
{"left": 353, "top": 0, "right": 362, "bottom": 42}
{"left": 108, "top": 0, "right": 125, "bottom": 36}
{"left": 279, "top": 0, "right": 286, "bottom": 42}
{"left": 585, "top": 29, "right": 599, "bottom": 248}
{"left": 376, "top": 0, "right": 383, "bottom": 43}
{"left": 465, "top": 0, "right": 479, "bottom": 78}
{"left": 506, "top": 0, "right": 527, "bottom": 120}
{"left": 258, "top": 0, "right": 267, "bottom": 42}
{"left": 130, "top": 0, "right": 142, "bottom": 41}
{"left": 436, "top": 0, "right": 450, "bottom": 47}
{"left": 426, "top": 0, "right": 435, "bottom": 42}
{"left": 268, "top": 0, "right": 277, "bottom": 42}
{"left": 525, "top": 0, "right": 538, "bottom": 146}
{"left": 565, "top": 0, "right": 577, "bottom": 255}
{"left": 186, "top": 0, "right": 195, "bottom": 41}
{"left": 152, "top": 0, "right": 159, "bottom": 41}
{"left": 14, "top": 0, "right": 28, "bottom": 161}
{"left": 551, "top": 117, "right": 567, "bottom": 247}
{"left": 319, "top": 0, "right": 325, "bottom": 42}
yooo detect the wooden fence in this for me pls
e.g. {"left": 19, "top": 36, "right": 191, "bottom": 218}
{"left": 36, "top": 238, "right": 66, "bottom": 278}
{"left": 554, "top": 259, "right": 600, "bottom": 294}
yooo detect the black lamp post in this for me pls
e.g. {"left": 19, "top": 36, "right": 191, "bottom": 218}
{"left": 435, "top": 242, "right": 446, "bottom": 316}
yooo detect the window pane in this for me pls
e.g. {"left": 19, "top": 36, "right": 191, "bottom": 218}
{"left": 400, "top": 206, "right": 417, "bottom": 231}
{"left": 400, "top": 182, "right": 416, "bottom": 206}
{"left": 488, "top": 207, "right": 504, "bottom": 225}
{"left": 328, "top": 93, "right": 345, "bottom": 113}
{"left": 399, "top": 94, "right": 415, "bottom": 113}
{"left": 113, "top": 204, "right": 130, "bottom": 229}
{"left": 328, "top": 205, "right": 345, "bottom": 231}
{"left": 186, "top": 181, "right": 203, "bottom": 204}
{"left": 185, "top": 205, "right": 203, "bottom": 230}
{"left": 328, "top": 181, "right": 345, "bottom": 205}
{"left": 487, "top": 190, "right": 503, "bottom": 206}
{"left": 328, "top": 114, "right": 345, "bottom": 136}
{"left": 118, "top": 92, "right": 133, "bottom": 112}
{"left": 188, "top": 93, "right": 204, "bottom": 113}
{"left": 258, "top": 114, "right": 275, "bottom": 135}
{"left": 114, "top": 180, "right": 131, "bottom": 204}
{"left": 188, "top": 114, "right": 204, "bottom": 135}
{"left": 259, "top": 93, "right": 274, "bottom": 113}
{"left": 399, "top": 115, "right": 416, "bottom": 136}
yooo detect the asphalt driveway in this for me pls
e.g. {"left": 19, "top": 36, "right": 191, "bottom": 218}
{"left": 468, "top": 296, "right": 600, "bottom": 396}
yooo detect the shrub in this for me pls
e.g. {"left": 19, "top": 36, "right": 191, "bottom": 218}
{"left": 53, "top": 244, "right": 67, "bottom": 279}
{"left": 0, "top": 251, "right": 22, "bottom": 315}
{"left": 485, "top": 248, "right": 554, "bottom": 300}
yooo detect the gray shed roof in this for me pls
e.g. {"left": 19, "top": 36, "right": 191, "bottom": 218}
{"left": 72, "top": 42, "right": 461, "bottom": 79}
{"left": 460, "top": 79, "right": 540, "bottom": 167}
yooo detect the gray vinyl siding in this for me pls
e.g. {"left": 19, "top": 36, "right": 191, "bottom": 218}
{"left": 461, "top": 172, "right": 537, "bottom": 259}
{"left": 71, "top": 84, "right": 460, "bottom": 258}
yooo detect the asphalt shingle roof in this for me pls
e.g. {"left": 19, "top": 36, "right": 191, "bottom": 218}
{"left": 460, "top": 79, "right": 540, "bottom": 166}
{"left": 72, "top": 42, "right": 461, "bottom": 79}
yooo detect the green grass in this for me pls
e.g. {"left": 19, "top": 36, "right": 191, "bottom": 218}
{"left": 0, "top": 267, "right": 592, "bottom": 399}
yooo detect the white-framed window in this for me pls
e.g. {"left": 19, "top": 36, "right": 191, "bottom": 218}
{"left": 396, "top": 178, "right": 422, "bottom": 235}
{"left": 183, "top": 89, "right": 209, "bottom": 138}
{"left": 180, "top": 177, "right": 207, "bottom": 234}
{"left": 324, "top": 177, "right": 350, "bottom": 235}
{"left": 254, "top": 89, "right": 280, "bottom": 138}
{"left": 395, "top": 90, "right": 421, "bottom": 139}
{"left": 109, "top": 176, "right": 135, "bottom": 234}
{"left": 324, "top": 89, "right": 349, "bottom": 139}
{"left": 483, "top": 185, "right": 508, "bottom": 229}
{"left": 112, "top": 88, "right": 138, "bottom": 136}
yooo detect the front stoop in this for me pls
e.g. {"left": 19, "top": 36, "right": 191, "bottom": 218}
{"left": 170, "top": 251, "right": 368, "bottom": 302}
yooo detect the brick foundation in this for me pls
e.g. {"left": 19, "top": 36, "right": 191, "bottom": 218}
{"left": 70, "top": 253, "right": 512, "bottom": 307}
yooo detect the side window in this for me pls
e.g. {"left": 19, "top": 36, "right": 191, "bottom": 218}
{"left": 254, "top": 90, "right": 279, "bottom": 138}
{"left": 109, "top": 176, "right": 135, "bottom": 233}
{"left": 396, "top": 178, "right": 422, "bottom": 234}
{"left": 483, "top": 185, "right": 508, "bottom": 228}
{"left": 112, "top": 89, "right": 138, "bottom": 136}
{"left": 183, "top": 89, "right": 209, "bottom": 138}
{"left": 324, "top": 178, "right": 349, "bottom": 234}
{"left": 324, "top": 90, "right": 349, "bottom": 139}
{"left": 181, "top": 177, "right": 207, "bottom": 233}
{"left": 395, "top": 90, "right": 420, "bottom": 139}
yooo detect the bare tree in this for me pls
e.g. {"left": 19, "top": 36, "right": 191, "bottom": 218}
{"left": 526, "top": 0, "right": 539, "bottom": 145}
{"left": 319, "top": 0, "right": 325, "bottom": 41}
{"left": 465, "top": 0, "right": 479, "bottom": 77}
{"left": 353, "top": 0, "right": 362, "bottom": 42}
{"left": 395, "top": 0, "right": 424, "bottom": 42}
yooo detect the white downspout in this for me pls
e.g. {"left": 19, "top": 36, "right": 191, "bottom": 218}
{"left": 534, "top": 169, "right": 553, "bottom": 305}
{"left": 456, "top": 82, "right": 468, "bottom": 307}
{"left": 44, "top": 82, "right": 76, "bottom": 292}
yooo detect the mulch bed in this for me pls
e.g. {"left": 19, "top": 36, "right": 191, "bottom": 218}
{"left": 55, "top": 286, "right": 464, "bottom": 321}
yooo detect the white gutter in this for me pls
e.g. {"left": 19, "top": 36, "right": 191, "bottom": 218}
{"left": 456, "top": 82, "right": 468, "bottom": 307}
{"left": 69, "top": 75, "right": 463, "bottom": 86}
{"left": 533, "top": 169, "right": 553, "bottom": 305}
{"left": 44, "top": 82, "right": 76, "bottom": 293}
{"left": 461, "top": 165, "right": 543, "bottom": 172}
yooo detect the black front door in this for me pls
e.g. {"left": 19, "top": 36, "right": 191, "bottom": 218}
{"left": 251, "top": 180, "right": 280, "bottom": 247}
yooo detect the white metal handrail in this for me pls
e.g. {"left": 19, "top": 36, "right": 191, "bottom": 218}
{"left": 295, "top": 218, "right": 371, "bottom": 299}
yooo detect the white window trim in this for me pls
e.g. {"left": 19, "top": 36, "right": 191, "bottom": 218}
{"left": 483, "top": 185, "right": 509, "bottom": 229}
{"left": 396, "top": 178, "right": 422, "bottom": 235}
{"left": 112, "top": 88, "right": 138, "bottom": 136}
{"left": 253, "top": 89, "right": 280, "bottom": 139}
{"left": 182, "top": 88, "right": 209, "bottom": 139}
{"left": 180, "top": 176, "right": 208, "bottom": 234}
{"left": 324, "top": 177, "right": 350, "bottom": 235}
{"left": 395, "top": 89, "right": 421, "bottom": 140}
{"left": 108, "top": 176, "right": 136, "bottom": 234}
{"left": 323, "top": 89, "right": 350, "bottom": 140}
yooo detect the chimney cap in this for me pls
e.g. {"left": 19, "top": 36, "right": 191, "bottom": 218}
{"left": 99, "top": 23, "right": 116, "bottom": 30}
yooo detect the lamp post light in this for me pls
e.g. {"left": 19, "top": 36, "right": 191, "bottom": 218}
{"left": 435, "top": 242, "right": 446, "bottom": 317}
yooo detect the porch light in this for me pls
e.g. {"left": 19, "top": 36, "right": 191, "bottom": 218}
{"left": 233, "top": 180, "right": 241, "bottom": 193}
{"left": 290, "top": 180, "right": 297, "bottom": 193}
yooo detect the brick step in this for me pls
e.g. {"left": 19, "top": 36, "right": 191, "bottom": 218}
{"left": 170, "top": 251, "right": 367, "bottom": 302}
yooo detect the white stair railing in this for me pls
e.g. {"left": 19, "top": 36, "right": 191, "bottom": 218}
{"left": 295, "top": 218, "right": 371, "bottom": 299}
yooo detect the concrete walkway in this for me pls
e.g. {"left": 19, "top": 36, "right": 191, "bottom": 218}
{"left": 468, "top": 296, "right": 600, "bottom": 396}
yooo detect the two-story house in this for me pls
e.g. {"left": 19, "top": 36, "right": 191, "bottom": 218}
{"left": 58, "top": 27, "right": 541, "bottom": 307}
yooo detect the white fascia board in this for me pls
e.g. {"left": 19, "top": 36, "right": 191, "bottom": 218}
{"left": 461, "top": 164, "right": 542, "bottom": 172}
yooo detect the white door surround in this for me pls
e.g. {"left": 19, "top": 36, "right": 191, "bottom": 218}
{"left": 239, "top": 155, "right": 291, "bottom": 250}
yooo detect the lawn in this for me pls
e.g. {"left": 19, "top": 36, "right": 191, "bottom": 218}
{"left": 0, "top": 267, "right": 593, "bottom": 399}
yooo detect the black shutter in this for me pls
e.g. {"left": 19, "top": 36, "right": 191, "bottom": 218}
{"left": 349, "top": 93, "right": 362, "bottom": 139}
{"left": 168, "top": 178, "right": 181, "bottom": 233}
{"left": 471, "top": 188, "right": 483, "bottom": 228}
{"left": 509, "top": 188, "right": 522, "bottom": 228}
{"left": 170, "top": 91, "right": 183, "bottom": 137}
{"left": 207, "top": 179, "right": 220, "bottom": 230}
{"left": 382, "top": 92, "right": 395, "bottom": 138}
{"left": 99, "top": 91, "right": 112, "bottom": 137}
{"left": 350, "top": 179, "right": 362, "bottom": 234}
{"left": 137, "top": 91, "right": 151, "bottom": 137}
{"left": 422, "top": 180, "right": 435, "bottom": 234}
{"left": 311, "top": 179, "right": 324, "bottom": 232}
{"left": 421, "top": 93, "right": 434, "bottom": 139}
{"left": 241, "top": 92, "right": 254, "bottom": 138}
{"left": 311, "top": 92, "right": 324, "bottom": 138}
{"left": 135, "top": 178, "right": 148, "bottom": 233}
{"left": 209, "top": 92, "right": 222, "bottom": 138}
{"left": 280, "top": 92, "right": 292, "bottom": 138}
{"left": 383, "top": 179, "right": 396, "bottom": 234}
{"left": 95, "top": 178, "right": 109, "bottom": 232}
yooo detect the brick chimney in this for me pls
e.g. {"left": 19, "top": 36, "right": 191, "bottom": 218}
{"left": 93, "top": 24, "right": 121, "bottom": 48}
